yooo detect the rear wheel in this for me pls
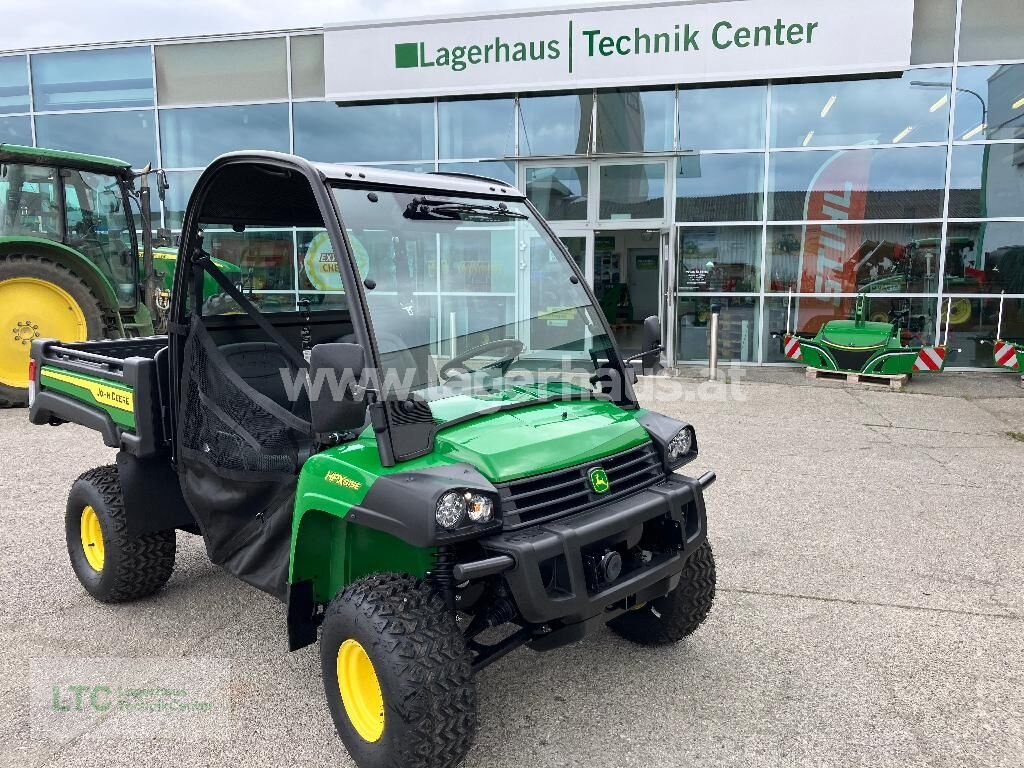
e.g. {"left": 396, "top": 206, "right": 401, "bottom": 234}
{"left": 320, "top": 573, "right": 477, "bottom": 768}
{"left": 609, "top": 539, "right": 716, "bottom": 646}
{"left": 66, "top": 465, "right": 176, "bottom": 602}
{"left": 0, "top": 255, "right": 105, "bottom": 407}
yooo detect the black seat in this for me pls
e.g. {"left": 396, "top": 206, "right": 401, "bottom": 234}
{"left": 219, "top": 341, "right": 310, "bottom": 420}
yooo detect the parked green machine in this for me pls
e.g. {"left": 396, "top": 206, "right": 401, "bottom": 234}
{"left": 992, "top": 293, "right": 1024, "bottom": 373}
{"left": 781, "top": 290, "right": 951, "bottom": 375}
{"left": 28, "top": 152, "right": 717, "bottom": 768}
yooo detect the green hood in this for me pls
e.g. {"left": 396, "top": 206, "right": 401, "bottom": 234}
{"left": 424, "top": 385, "right": 650, "bottom": 483}
{"left": 818, "top": 319, "right": 896, "bottom": 349}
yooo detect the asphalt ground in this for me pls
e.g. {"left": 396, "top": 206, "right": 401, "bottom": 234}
{"left": 3, "top": 368, "right": 1023, "bottom": 767}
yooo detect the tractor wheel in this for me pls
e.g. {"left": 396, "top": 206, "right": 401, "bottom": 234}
{"left": 320, "top": 573, "right": 477, "bottom": 768}
{"left": 0, "top": 255, "right": 104, "bottom": 407}
{"left": 66, "top": 465, "right": 176, "bottom": 603}
{"left": 947, "top": 297, "right": 974, "bottom": 326}
{"left": 609, "top": 539, "right": 716, "bottom": 646}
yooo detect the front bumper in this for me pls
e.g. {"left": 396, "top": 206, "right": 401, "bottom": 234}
{"left": 479, "top": 472, "right": 710, "bottom": 649}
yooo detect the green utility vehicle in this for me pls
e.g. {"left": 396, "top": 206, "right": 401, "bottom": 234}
{"left": 29, "top": 152, "right": 717, "bottom": 768}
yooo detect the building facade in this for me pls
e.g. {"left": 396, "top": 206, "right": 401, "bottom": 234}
{"left": 1, "top": 0, "right": 1022, "bottom": 367}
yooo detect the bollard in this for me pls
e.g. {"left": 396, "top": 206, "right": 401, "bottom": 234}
{"left": 708, "top": 303, "right": 722, "bottom": 381}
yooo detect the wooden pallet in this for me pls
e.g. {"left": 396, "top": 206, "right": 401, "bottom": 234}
{"left": 805, "top": 366, "right": 908, "bottom": 391}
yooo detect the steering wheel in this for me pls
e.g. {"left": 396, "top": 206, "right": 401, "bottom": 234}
{"left": 439, "top": 339, "right": 525, "bottom": 381}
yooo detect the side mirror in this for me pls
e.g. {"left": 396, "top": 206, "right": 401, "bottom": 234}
{"left": 309, "top": 343, "right": 368, "bottom": 434}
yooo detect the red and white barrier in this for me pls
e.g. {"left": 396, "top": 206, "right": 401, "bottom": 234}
{"left": 994, "top": 340, "right": 1020, "bottom": 369}
{"left": 913, "top": 346, "right": 946, "bottom": 372}
{"left": 783, "top": 334, "right": 802, "bottom": 361}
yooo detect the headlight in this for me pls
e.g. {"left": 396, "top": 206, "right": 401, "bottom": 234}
{"left": 667, "top": 426, "right": 695, "bottom": 464}
{"left": 466, "top": 493, "right": 493, "bottom": 523}
{"left": 435, "top": 491, "right": 467, "bottom": 529}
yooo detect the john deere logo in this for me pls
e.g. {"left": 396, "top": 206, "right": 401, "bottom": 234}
{"left": 589, "top": 467, "right": 610, "bottom": 494}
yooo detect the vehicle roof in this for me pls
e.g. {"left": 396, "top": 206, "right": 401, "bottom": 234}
{"left": 0, "top": 143, "right": 133, "bottom": 175}
{"left": 311, "top": 161, "right": 524, "bottom": 199}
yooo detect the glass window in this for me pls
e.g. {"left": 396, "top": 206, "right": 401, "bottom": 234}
{"left": 763, "top": 296, "right": 939, "bottom": 363}
{"left": 518, "top": 92, "right": 593, "bottom": 156}
{"left": 163, "top": 170, "right": 201, "bottom": 229}
{"left": 437, "top": 160, "right": 515, "bottom": 184}
{"left": 155, "top": 38, "right": 287, "bottom": 106}
{"left": 31, "top": 47, "right": 153, "bottom": 111}
{"left": 203, "top": 227, "right": 297, "bottom": 293}
{"left": 770, "top": 70, "right": 952, "bottom": 148}
{"left": 160, "top": 104, "right": 289, "bottom": 168}
{"left": 0, "top": 115, "right": 31, "bottom": 145}
{"left": 676, "top": 152, "right": 763, "bottom": 222}
{"left": 290, "top": 35, "right": 324, "bottom": 99}
{"left": 679, "top": 85, "right": 766, "bottom": 150}
{"left": 525, "top": 165, "right": 588, "bottom": 221}
{"left": 599, "top": 163, "right": 665, "bottom": 220}
{"left": 63, "top": 168, "right": 137, "bottom": 305}
{"left": 953, "top": 64, "right": 1024, "bottom": 142}
{"left": 0, "top": 56, "right": 29, "bottom": 114}
{"left": 959, "top": 0, "right": 1024, "bottom": 63}
{"left": 767, "top": 146, "right": 948, "bottom": 221}
{"left": 676, "top": 296, "right": 759, "bottom": 363}
{"left": 293, "top": 100, "right": 434, "bottom": 163}
{"left": 678, "top": 226, "right": 761, "bottom": 293}
{"left": 944, "top": 222, "right": 1024, "bottom": 294}
{"left": 0, "top": 164, "right": 60, "bottom": 241}
{"left": 558, "top": 235, "right": 587, "bottom": 273}
{"left": 910, "top": 0, "right": 956, "bottom": 64}
{"left": 949, "top": 144, "right": 1024, "bottom": 218}
{"left": 35, "top": 110, "right": 157, "bottom": 169}
{"left": 595, "top": 88, "right": 674, "bottom": 153}
{"left": 439, "top": 97, "right": 515, "bottom": 159}
{"left": 942, "top": 297, "right": 1024, "bottom": 367}
{"left": 766, "top": 222, "right": 944, "bottom": 295}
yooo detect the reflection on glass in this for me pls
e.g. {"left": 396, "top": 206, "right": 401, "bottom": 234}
{"left": 0, "top": 56, "right": 29, "bottom": 114}
{"left": 290, "top": 35, "right": 325, "bottom": 99}
{"left": 767, "top": 146, "right": 947, "bottom": 221}
{"left": 0, "top": 115, "right": 31, "bottom": 145}
{"left": 679, "top": 84, "right": 766, "bottom": 150}
{"left": 944, "top": 222, "right": 1024, "bottom": 295}
{"left": 160, "top": 104, "right": 289, "bottom": 168}
{"left": 31, "top": 47, "right": 153, "bottom": 111}
{"left": 155, "top": 38, "right": 288, "bottom": 105}
{"left": 518, "top": 93, "right": 593, "bottom": 156}
{"left": 437, "top": 161, "right": 515, "bottom": 184}
{"left": 676, "top": 296, "right": 758, "bottom": 362}
{"left": 599, "top": 163, "right": 665, "bottom": 220}
{"left": 959, "top": 0, "right": 1024, "bottom": 63}
{"left": 294, "top": 100, "right": 434, "bottom": 163}
{"left": 203, "top": 228, "right": 296, "bottom": 292}
{"left": 35, "top": 110, "right": 157, "bottom": 169}
{"left": 910, "top": 0, "right": 955, "bottom": 65}
{"left": 762, "top": 296, "right": 938, "bottom": 363}
{"left": 438, "top": 98, "right": 515, "bottom": 159}
{"left": 526, "top": 166, "right": 588, "bottom": 220}
{"left": 676, "top": 152, "right": 763, "bottom": 222}
{"left": 559, "top": 236, "right": 586, "bottom": 273}
{"left": 953, "top": 64, "right": 1024, "bottom": 141}
{"left": 163, "top": 170, "right": 201, "bottom": 229}
{"left": 441, "top": 295, "right": 517, "bottom": 356}
{"left": 771, "top": 69, "right": 952, "bottom": 148}
{"left": 765, "top": 223, "right": 943, "bottom": 295}
{"left": 595, "top": 89, "right": 674, "bottom": 153}
{"left": 440, "top": 228, "right": 517, "bottom": 293}
{"left": 943, "top": 297, "right": 1024, "bottom": 367}
{"left": 949, "top": 144, "right": 1024, "bottom": 218}
{"left": 678, "top": 227, "right": 760, "bottom": 293}
{"left": 0, "top": 164, "right": 61, "bottom": 241}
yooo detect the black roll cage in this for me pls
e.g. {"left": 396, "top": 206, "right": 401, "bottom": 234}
{"left": 167, "top": 150, "right": 637, "bottom": 468}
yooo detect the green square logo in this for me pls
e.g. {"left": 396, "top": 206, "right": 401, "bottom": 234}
{"left": 589, "top": 467, "right": 610, "bottom": 494}
{"left": 394, "top": 42, "right": 420, "bottom": 69}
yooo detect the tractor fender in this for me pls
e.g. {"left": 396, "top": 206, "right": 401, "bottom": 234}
{"left": 0, "top": 237, "right": 124, "bottom": 333}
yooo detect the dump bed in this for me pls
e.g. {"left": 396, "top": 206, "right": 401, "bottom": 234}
{"left": 28, "top": 336, "right": 169, "bottom": 458}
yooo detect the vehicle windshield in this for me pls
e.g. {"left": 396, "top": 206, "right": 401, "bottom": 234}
{"left": 331, "top": 186, "right": 616, "bottom": 403}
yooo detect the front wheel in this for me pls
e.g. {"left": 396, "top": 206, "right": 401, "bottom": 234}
{"left": 320, "top": 573, "right": 477, "bottom": 768}
{"left": 609, "top": 539, "right": 716, "bottom": 646}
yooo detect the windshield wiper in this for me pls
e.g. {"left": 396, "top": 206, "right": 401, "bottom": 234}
{"left": 404, "top": 197, "right": 528, "bottom": 222}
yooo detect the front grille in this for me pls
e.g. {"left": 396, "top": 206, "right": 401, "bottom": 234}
{"left": 497, "top": 442, "right": 664, "bottom": 530}
{"left": 825, "top": 345, "right": 880, "bottom": 372}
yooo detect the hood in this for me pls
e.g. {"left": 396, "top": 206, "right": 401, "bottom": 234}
{"left": 424, "top": 384, "right": 651, "bottom": 483}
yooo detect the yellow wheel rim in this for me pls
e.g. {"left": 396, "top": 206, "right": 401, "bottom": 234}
{"left": 0, "top": 277, "right": 88, "bottom": 388}
{"left": 80, "top": 505, "right": 105, "bottom": 572}
{"left": 947, "top": 298, "right": 973, "bottom": 326}
{"left": 337, "top": 639, "right": 385, "bottom": 743}
{"left": 869, "top": 312, "right": 889, "bottom": 324}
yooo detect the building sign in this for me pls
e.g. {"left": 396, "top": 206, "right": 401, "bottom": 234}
{"left": 325, "top": 0, "right": 914, "bottom": 102}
